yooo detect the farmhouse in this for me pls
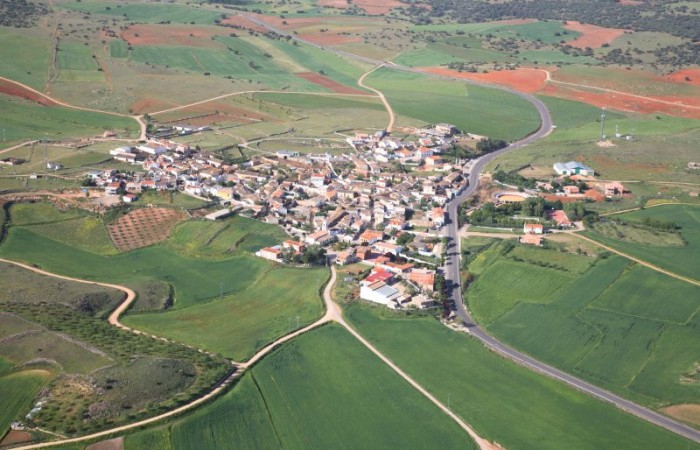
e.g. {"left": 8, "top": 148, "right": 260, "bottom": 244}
{"left": 553, "top": 161, "right": 595, "bottom": 176}
{"left": 256, "top": 245, "right": 282, "bottom": 261}
{"left": 604, "top": 182, "right": 625, "bottom": 196}
{"left": 523, "top": 223, "right": 544, "bottom": 234}
{"left": 360, "top": 280, "right": 401, "bottom": 306}
{"left": 407, "top": 268, "right": 435, "bottom": 292}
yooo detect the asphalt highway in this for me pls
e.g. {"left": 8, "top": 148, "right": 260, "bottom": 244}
{"left": 247, "top": 13, "right": 700, "bottom": 443}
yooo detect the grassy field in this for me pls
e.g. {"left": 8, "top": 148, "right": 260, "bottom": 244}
{"left": 123, "top": 266, "right": 327, "bottom": 361}
{"left": 345, "top": 303, "right": 700, "bottom": 450}
{"left": 465, "top": 242, "right": 700, "bottom": 408}
{"left": 0, "top": 27, "right": 52, "bottom": 90}
{"left": 0, "top": 368, "right": 51, "bottom": 438}
{"left": 126, "top": 324, "right": 475, "bottom": 450}
{"left": 584, "top": 204, "right": 700, "bottom": 280}
{"left": 166, "top": 215, "right": 288, "bottom": 259}
{"left": 365, "top": 67, "right": 540, "bottom": 140}
{"left": 0, "top": 261, "right": 123, "bottom": 317}
{"left": 58, "top": 2, "right": 222, "bottom": 24}
{"left": 0, "top": 94, "right": 138, "bottom": 150}
{"left": 1, "top": 208, "right": 328, "bottom": 360}
{"left": 488, "top": 96, "right": 700, "bottom": 182}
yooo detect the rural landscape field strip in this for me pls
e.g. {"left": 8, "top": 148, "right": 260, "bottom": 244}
{"left": 572, "top": 233, "right": 700, "bottom": 287}
{"left": 357, "top": 65, "right": 395, "bottom": 132}
{"left": 0, "top": 76, "right": 146, "bottom": 140}
{"left": 4, "top": 258, "right": 493, "bottom": 449}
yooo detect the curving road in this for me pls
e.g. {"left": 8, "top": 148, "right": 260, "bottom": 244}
{"left": 244, "top": 12, "right": 700, "bottom": 444}
{"left": 442, "top": 124, "right": 700, "bottom": 444}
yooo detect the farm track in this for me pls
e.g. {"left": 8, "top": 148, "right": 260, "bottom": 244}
{"left": 0, "top": 77, "right": 146, "bottom": 141}
{"left": 570, "top": 232, "right": 700, "bottom": 287}
{"left": 357, "top": 65, "right": 395, "bottom": 132}
{"left": 5, "top": 260, "right": 495, "bottom": 450}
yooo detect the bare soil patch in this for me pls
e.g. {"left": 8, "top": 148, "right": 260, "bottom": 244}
{"left": 665, "top": 69, "right": 700, "bottom": 87}
{"left": 563, "top": 21, "right": 625, "bottom": 49}
{"left": 296, "top": 72, "right": 367, "bottom": 95}
{"left": 220, "top": 15, "right": 268, "bottom": 33}
{"left": 299, "top": 32, "right": 361, "bottom": 46}
{"left": 122, "top": 24, "right": 227, "bottom": 48}
{"left": 317, "top": 0, "right": 406, "bottom": 14}
{"left": 130, "top": 97, "right": 177, "bottom": 115}
{"left": 0, "top": 430, "right": 33, "bottom": 446}
{"left": 158, "top": 100, "right": 268, "bottom": 126}
{"left": 85, "top": 437, "right": 124, "bottom": 450}
{"left": 422, "top": 67, "right": 548, "bottom": 93}
{"left": 541, "top": 83, "right": 700, "bottom": 119}
{"left": 0, "top": 79, "right": 57, "bottom": 106}
{"left": 661, "top": 404, "right": 700, "bottom": 427}
{"left": 108, "top": 207, "right": 186, "bottom": 252}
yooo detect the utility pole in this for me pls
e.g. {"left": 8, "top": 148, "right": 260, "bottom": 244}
{"left": 2, "top": 129, "right": 5, "bottom": 142}
{"left": 599, "top": 107, "right": 606, "bottom": 141}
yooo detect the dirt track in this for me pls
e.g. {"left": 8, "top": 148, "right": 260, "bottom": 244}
{"left": 357, "top": 65, "right": 395, "bottom": 132}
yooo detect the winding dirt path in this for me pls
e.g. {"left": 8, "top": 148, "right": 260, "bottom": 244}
{"left": 148, "top": 89, "right": 377, "bottom": 117}
{"left": 5, "top": 258, "right": 491, "bottom": 449}
{"left": 0, "top": 76, "right": 146, "bottom": 141}
{"left": 357, "top": 64, "right": 395, "bottom": 132}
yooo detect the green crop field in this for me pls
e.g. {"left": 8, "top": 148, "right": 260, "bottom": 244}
{"left": 123, "top": 266, "right": 327, "bottom": 361}
{"left": 0, "top": 28, "right": 52, "bottom": 90}
{"left": 26, "top": 217, "right": 117, "bottom": 255}
{"left": 585, "top": 204, "right": 700, "bottom": 280}
{"left": 126, "top": 324, "right": 475, "bottom": 450}
{"left": 58, "top": 2, "right": 222, "bottom": 24}
{"left": 0, "top": 227, "right": 268, "bottom": 307}
{"left": 345, "top": 304, "right": 700, "bottom": 450}
{"left": 57, "top": 43, "right": 99, "bottom": 71}
{"left": 466, "top": 242, "right": 700, "bottom": 407}
{"left": 0, "top": 367, "right": 51, "bottom": 437}
{"left": 0, "top": 95, "right": 138, "bottom": 150}
{"left": 167, "top": 216, "right": 288, "bottom": 259}
{"left": 7, "top": 203, "right": 85, "bottom": 226}
{"left": 1, "top": 210, "right": 328, "bottom": 360}
{"left": 365, "top": 67, "right": 540, "bottom": 140}
{"left": 109, "top": 39, "right": 129, "bottom": 59}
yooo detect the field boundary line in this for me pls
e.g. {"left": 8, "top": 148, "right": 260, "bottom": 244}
{"left": 148, "top": 90, "right": 379, "bottom": 117}
{"left": 600, "top": 202, "right": 699, "bottom": 217}
{"left": 570, "top": 233, "right": 700, "bottom": 287}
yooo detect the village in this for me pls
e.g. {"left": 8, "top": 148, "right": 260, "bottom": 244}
{"left": 83, "top": 123, "right": 630, "bottom": 311}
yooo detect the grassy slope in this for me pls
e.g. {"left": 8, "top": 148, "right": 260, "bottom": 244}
{"left": 489, "top": 96, "right": 700, "bottom": 182}
{"left": 365, "top": 67, "right": 540, "bottom": 141}
{"left": 345, "top": 304, "right": 700, "bottom": 450}
{"left": 0, "top": 28, "right": 51, "bottom": 90}
{"left": 584, "top": 204, "right": 700, "bottom": 280}
{"left": 0, "top": 368, "right": 51, "bottom": 437}
{"left": 0, "top": 94, "right": 138, "bottom": 148}
{"left": 123, "top": 266, "right": 327, "bottom": 361}
{"left": 127, "top": 324, "right": 475, "bottom": 450}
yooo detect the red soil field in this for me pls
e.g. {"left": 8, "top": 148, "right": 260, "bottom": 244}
{"left": 317, "top": 0, "right": 406, "bottom": 14}
{"left": 296, "top": 72, "right": 367, "bottom": 95}
{"left": 122, "top": 24, "right": 227, "bottom": 48}
{"left": 0, "top": 79, "right": 57, "bottom": 106}
{"left": 0, "top": 431, "right": 33, "bottom": 446}
{"left": 563, "top": 21, "right": 625, "bottom": 49}
{"left": 665, "top": 69, "right": 700, "bottom": 87}
{"left": 541, "top": 83, "right": 700, "bottom": 119}
{"left": 159, "top": 100, "right": 269, "bottom": 126}
{"left": 220, "top": 15, "right": 268, "bottom": 33}
{"left": 298, "top": 32, "right": 361, "bottom": 46}
{"left": 130, "top": 98, "right": 177, "bottom": 115}
{"left": 590, "top": 155, "right": 668, "bottom": 175}
{"left": 422, "top": 67, "right": 548, "bottom": 93}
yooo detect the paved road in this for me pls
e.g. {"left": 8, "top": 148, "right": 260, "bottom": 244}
{"left": 442, "top": 119, "right": 700, "bottom": 445}
{"left": 246, "top": 12, "right": 700, "bottom": 443}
